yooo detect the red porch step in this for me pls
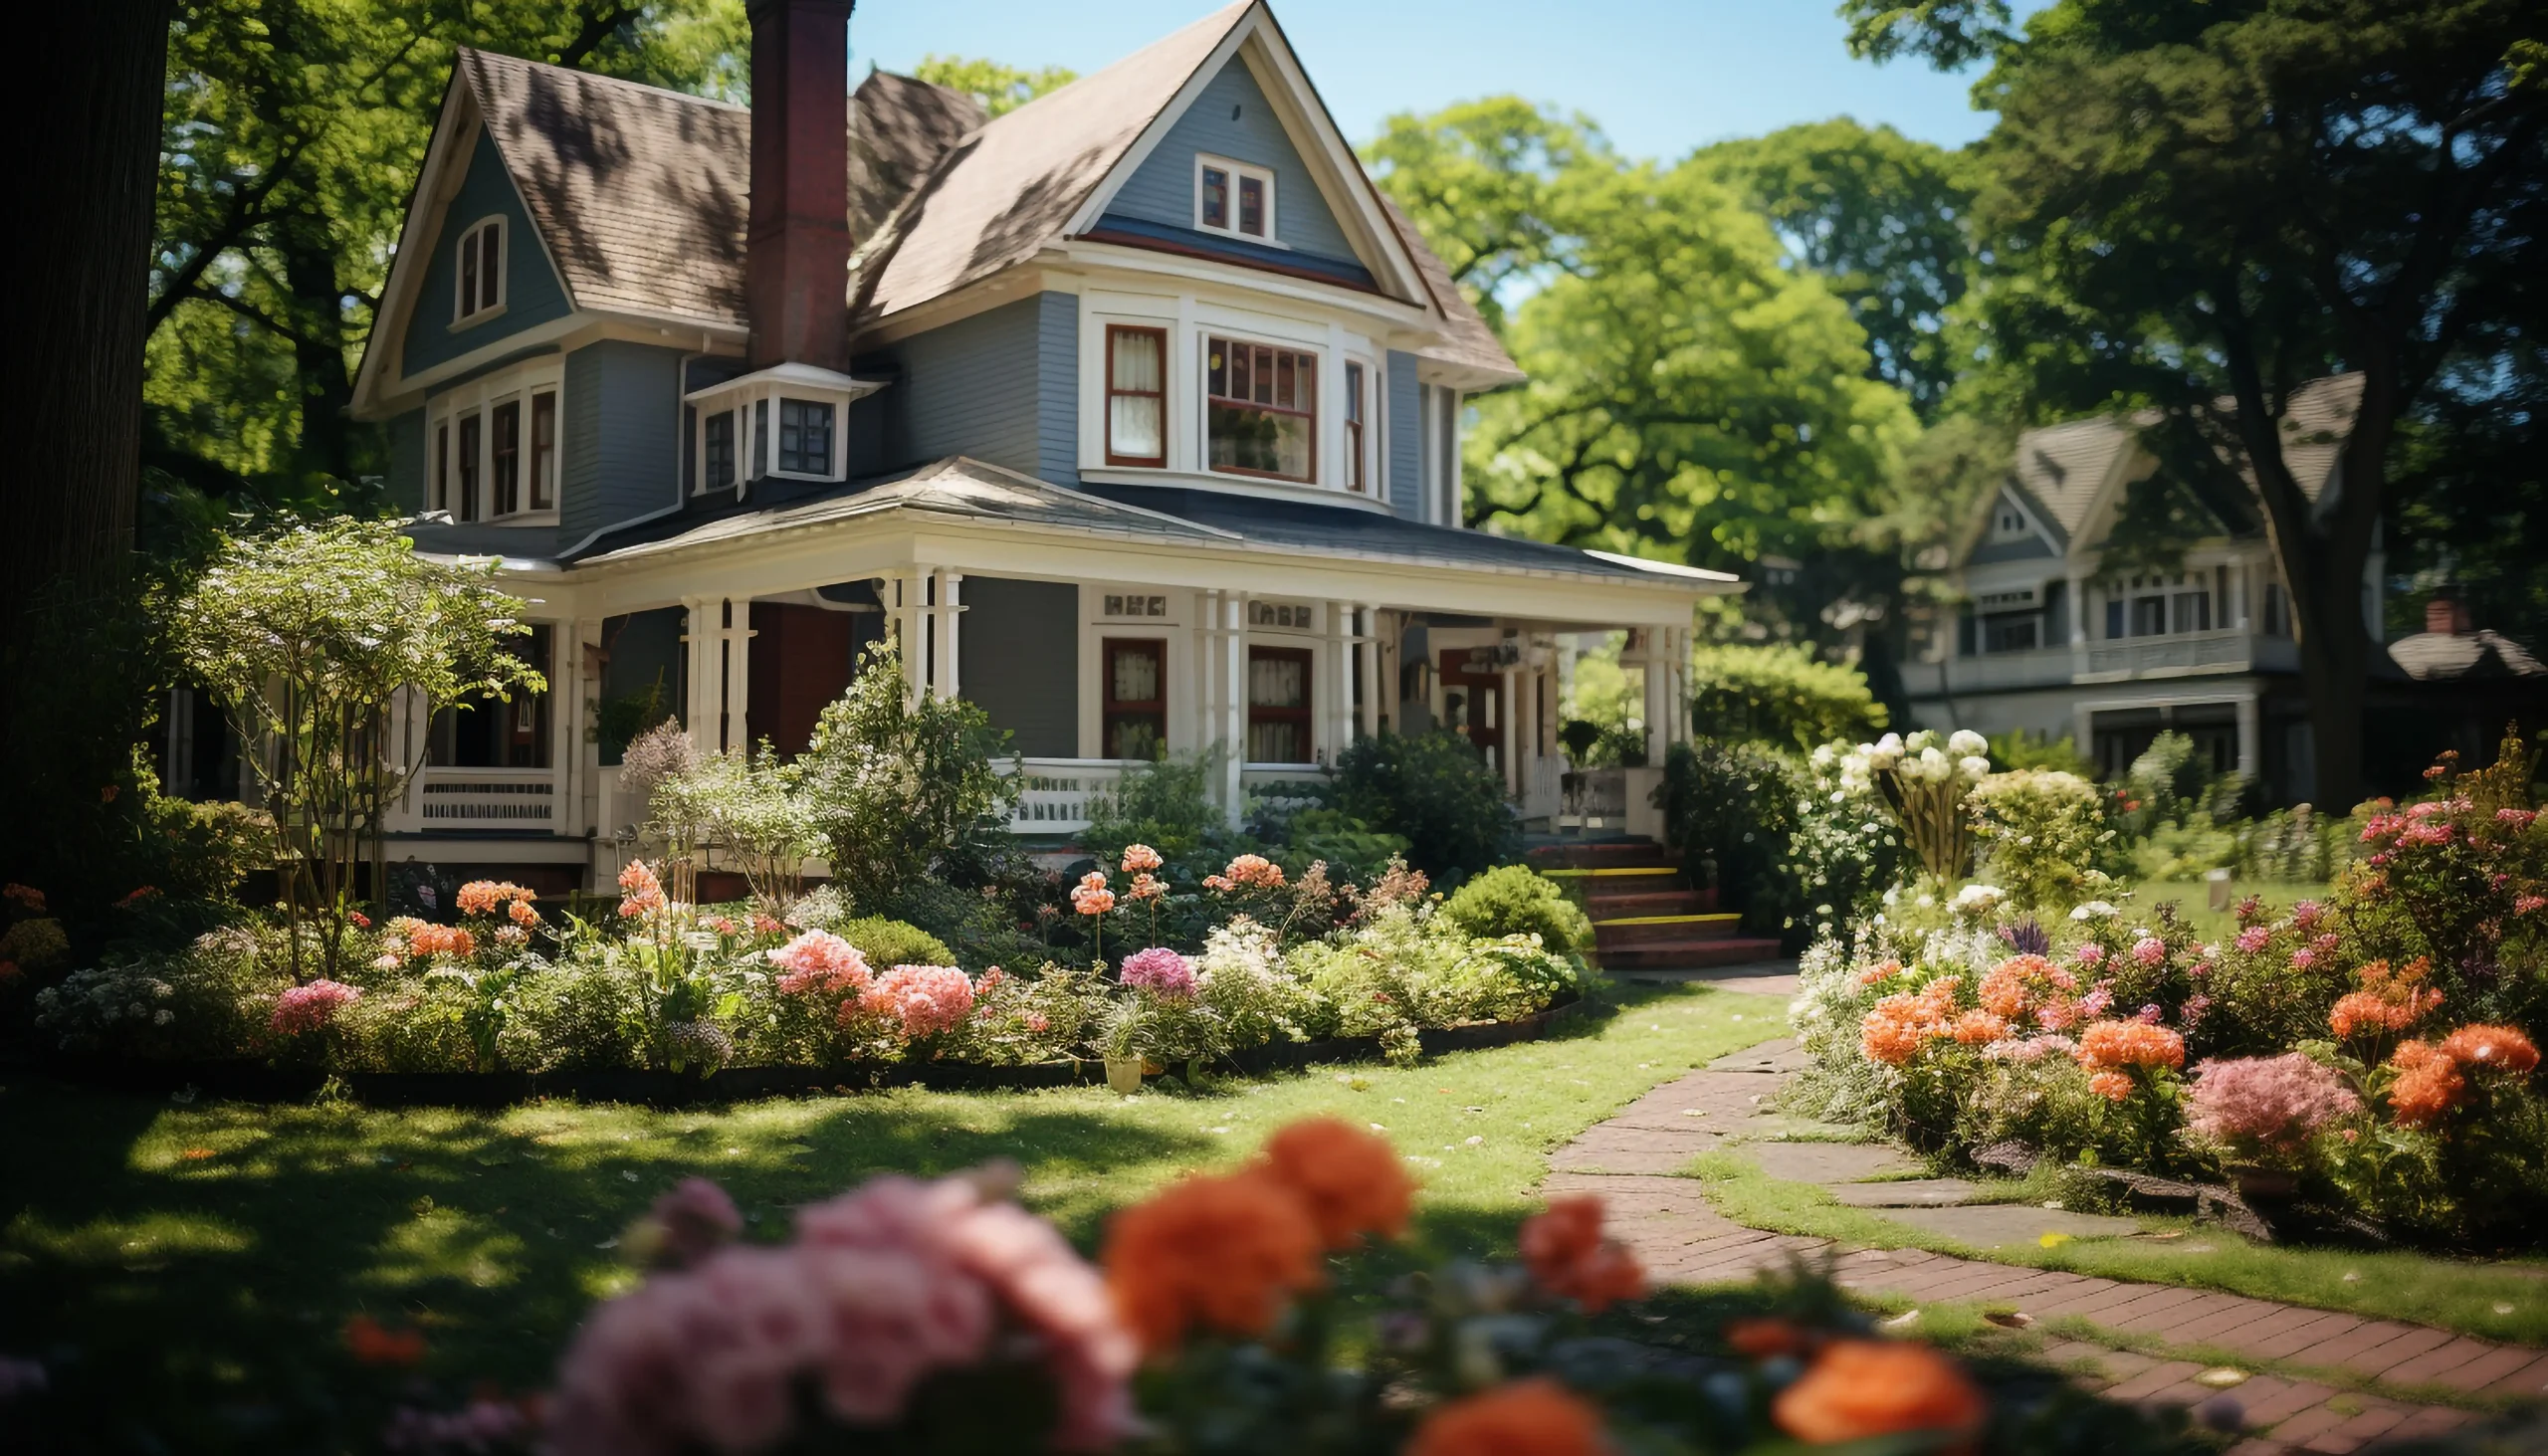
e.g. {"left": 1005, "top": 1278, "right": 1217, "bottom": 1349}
{"left": 1592, "top": 912, "right": 1746, "bottom": 947}
{"left": 1597, "top": 936, "right": 1790, "bottom": 970}
{"left": 1584, "top": 886, "right": 1719, "bottom": 919}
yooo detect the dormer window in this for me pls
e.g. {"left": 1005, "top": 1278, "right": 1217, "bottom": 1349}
{"left": 685, "top": 363, "right": 883, "bottom": 495}
{"left": 1196, "top": 155, "right": 1275, "bottom": 243}
{"left": 454, "top": 217, "right": 505, "bottom": 322}
{"left": 1989, "top": 499, "right": 2031, "bottom": 543}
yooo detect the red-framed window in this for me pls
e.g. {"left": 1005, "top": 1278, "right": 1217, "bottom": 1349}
{"left": 1103, "top": 638, "right": 1168, "bottom": 760}
{"left": 1105, "top": 325, "right": 1167, "bottom": 467}
{"left": 1205, "top": 335, "right": 1316, "bottom": 484}
{"left": 1246, "top": 646, "right": 1312, "bottom": 763}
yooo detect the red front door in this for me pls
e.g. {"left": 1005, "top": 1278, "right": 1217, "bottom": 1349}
{"left": 1438, "top": 648, "right": 1502, "bottom": 773}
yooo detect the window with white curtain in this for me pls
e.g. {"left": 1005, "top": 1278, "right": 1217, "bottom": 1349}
{"left": 1105, "top": 325, "right": 1166, "bottom": 466}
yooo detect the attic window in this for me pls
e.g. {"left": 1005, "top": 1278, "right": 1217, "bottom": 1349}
{"left": 455, "top": 218, "right": 505, "bottom": 322}
{"left": 1196, "top": 155, "right": 1275, "bottom": 243}
{"left": 1989, "top": 500, "right": 2031, "bottom": 543}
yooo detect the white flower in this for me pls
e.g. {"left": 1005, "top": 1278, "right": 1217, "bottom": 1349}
{"left": 1952, "top": 884, "right": 2005, "bottom": 916}
{"left": 1948, "top": 728, "right": 1988, "bottom": 756}
{"left": 2070, "top": 901, "right": 2120, "bottom": 922}
{"left": 1959, "top": 755, "right": 1992, "bottom": 779}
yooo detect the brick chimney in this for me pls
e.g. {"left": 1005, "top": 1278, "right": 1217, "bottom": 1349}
{"left": 745, "top": 0, "right": 854, "bottom": 371}
{"left": 2425, "top": 593, "right": 2471, "bottom": 636}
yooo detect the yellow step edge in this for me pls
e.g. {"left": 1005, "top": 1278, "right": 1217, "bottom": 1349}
{"left": 1540, "top": 866, "right": 1679, "bottom": 878}
{"left": 1593, "top": 913, "right": 1743, "bottom": 928}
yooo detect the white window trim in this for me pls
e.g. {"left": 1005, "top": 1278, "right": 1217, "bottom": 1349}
{"left": 1198, "top": 327, "right": 1322, "bottom": 488}
{"left": 425, "top": 358, "right": 563, "bottom": 526}
{"left": 1342, "top": 353, "right": 1379, "bottom": 496}
{"left": 1193, "top": 153, "right": 1282, "bottom": 247}
{"left": 686, "top": 368, "right": 875, "bottom": 496}
{"left": 451, "top": 216, "right": 508, "bottom": 328}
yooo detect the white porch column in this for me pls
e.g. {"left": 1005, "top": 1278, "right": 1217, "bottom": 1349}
{"left": 880, "top": 571, "right": 925, "bottom": 698}
{"left": 2235, "top": 695, "right": 2260, "bottom": 779}
{"left": 931, "top": 569, "right": 963, "bottom": 701}
{"left": 1219, "top": 592, "right": 1248, "bottom": 820}
{"left": 563, "top": 618, "right": 602, "bottom": 836}
{"left": 1352, "top": 606, "right": 1379, "bottom": 739}
{"left": 721, "top": 600, "right": 752, "bottom": 754}
{"left": 1664, "top": 626, "right": 1690, "bottom": 748}
{"left": 1636, "top": 627, "right": 1665, "bottom": 766}
{"left": 1498, "top": 663, "right": 1520, "bottom": 791}
{"left": 1324, "top": 601, "right": 1354, "bottom": 763}
{"left": 681, "top": 595, "right": 718, "bottom": 748}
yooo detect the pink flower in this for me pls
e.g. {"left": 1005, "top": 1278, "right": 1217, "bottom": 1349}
{"left": 2131, "top": 936, "right": 2167, "bottom": 967}
{"left": 638, "top": 1177, "right": 743, "bottom": 1271}
{"left": 271, "top": 979, "right": 361, "bottom": 1035}
{"left": 1070, "top": 871, "right": 1116, "bottom": 917}
{"left": 2291, "top": 900, "right": 2325, "bottom": 933}
{"left": 2079, "top": 984, "right": 2114, "bottom": 1019}
{"left": 2517, "top": 894, "right": 2546, "bottom": 917}
{"left": 2291, "top": 947, "right": 2317, "bottom": 970}
{"left": 2234, "top": 926, "right": 2272, "bottom": 954}
{"left": 861, "top": 965, "right": 975, "bottom": 1039}
{"left": 1120, "top": 844, "right": 1164, "bottom": 875}
{"left": 1120, "top": 947, "right": 1197, "bottom": 997}
{"left": 2187, "top": 1053, "right": 2362, "bottom": 1154}
{"left": 617, "top": 860, "right": 667, "bottom": 919}
{"left": 2073, "top": 943, "right": 2107, "bottom": 967}
{"left": 769, "top": 931, "right": 873, "bottom": 998}
{"left": 1202, "top": 854, "right": 1285, "bottom": 893}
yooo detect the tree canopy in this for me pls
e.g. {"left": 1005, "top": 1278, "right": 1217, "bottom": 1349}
{"left": 907, "top": 54, "right": 1076, "bottom": 115}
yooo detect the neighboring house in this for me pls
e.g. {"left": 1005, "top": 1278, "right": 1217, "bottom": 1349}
{"left": 325, "top": 0, "right": 1731, "bottom": 888}
{"left": 1901, "top": 377, "right": 2378, "bottom": 800}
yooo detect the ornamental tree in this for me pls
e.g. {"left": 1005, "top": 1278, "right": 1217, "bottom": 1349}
{"left": 168, "top": 519, "right": 541, "bottom": 977}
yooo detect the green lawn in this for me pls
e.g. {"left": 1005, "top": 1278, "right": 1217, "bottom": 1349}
{"left": 0, "top": 983, "right": 1787, "bottom": 1452}
{"left": 1687, "top": 1150, "right": 2548, "bottom": 1350}
{"left": 2125, "top": 879, "right": 2335, "bottom": 940}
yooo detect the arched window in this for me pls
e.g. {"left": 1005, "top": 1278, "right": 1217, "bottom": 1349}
{"left": 455, "top": 217, "right": 505, "bottom": 321}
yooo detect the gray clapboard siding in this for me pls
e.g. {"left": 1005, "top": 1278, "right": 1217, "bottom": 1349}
{"left": 563, "top": 341, "right": 686, "bottom": 538}
{"left": 855, "top": 294, "right": 1078, "bottom": 484}
{"left": 1107, "top": 57, "right": 1359, "bottom": 267}
{"left": 959, "top": 577, "right": 1079, "bottom": 757}
{"left": 1967, "top": 535, "right": 2060, "bottom": 564}
{"left": 400, "top": 134, "right": 573, "bottom": 378}
{"left": 385, "top": 409, "right": 427, "bottom": 512}
{"left": 1385, "top": 351, "right": 1420, "bottom": 518}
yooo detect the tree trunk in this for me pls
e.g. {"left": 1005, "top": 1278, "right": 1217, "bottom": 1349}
{"left": 5, "top": 4, "right": 171, "bottom": 648}
{"left": 281, "top": 216, "right": 357, "bottom": 485}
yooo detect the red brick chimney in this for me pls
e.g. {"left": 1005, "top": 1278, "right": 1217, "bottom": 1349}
{"left": 745, "top": 0, "right": 854, "bottom": 371}
{"left": 2425, "top": 593, "right": 2471, "bottom": 636}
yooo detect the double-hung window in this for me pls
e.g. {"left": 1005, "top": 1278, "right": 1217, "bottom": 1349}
{"left": 491, "top": 400, "right": 522, "bottom": 516}
{"left": 455, "top": 218, "right": 504, "bottom": 321}
{"left": 530, "top": 392, "right": 557, "bottom": 511}
{"left": 1246, "top": 647, "right": 1312, "bottom": 763}
{"left": 1103, "top": 640, "right": 1168, "bottom": 760}
{"left": 426, "top": 362, "right": 558, "bottom": 521}
{"left": 456, "top": 414, "right": 482, "bottom": 521}
{"left": 1344, "top": 361, "right": 1368, "bottom": 493}
{"left": 1106, "top": 325, "right": 1167, "bottom": 466}
{"left": 1196, "top": 156, "right": 1275, "bottom": 242}
{"left": 1205, "top": 335, "right": 1316, "bottom": 483}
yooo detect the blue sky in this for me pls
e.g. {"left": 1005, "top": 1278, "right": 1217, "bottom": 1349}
{"left": 847, "top": 1, "right": 2018, "bottom": 159}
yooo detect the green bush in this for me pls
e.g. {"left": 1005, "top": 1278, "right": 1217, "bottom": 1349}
{"left": 1276, "top": 808, "right": 1410, "bottom": 881}
{"left": 1658, "top": 741, "right": 1805, "bottom": 939}
{"left": 2125, "top": 730, "right": 2214, "bottom": 827}
{"left": 1987, "top": 728, "right": 2096, "bottom": 777}
{"left": 1332, "top": 731, "right": 1518, "bottom": 883}
{"left": 1688, "top": 642, "right": 1887, "bottom": 751}
{"left": 497, "top": 962, "right": 649, "bottom": 1072}
{"left": 832, "top": 916, "right": 956, "bottom": 969}
{"left": 1434, "top": 865, "right": 1592, "bottom": 954}
{"left": 1966, "top": 768, "right": 2111, "bottom": 911}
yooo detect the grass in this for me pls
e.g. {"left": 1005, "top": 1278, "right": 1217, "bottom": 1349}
{"left": 1683, "top": 1148, "right": 2548, "bottom": 1347}
{"left": 0, "top": 981, "right": 1788, "bottom": 1452}
{"left": 2125, "top": 880, "right": 2335, "bottom": 939}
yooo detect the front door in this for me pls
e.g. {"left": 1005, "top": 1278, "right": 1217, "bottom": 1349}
{"left": 1438, "top": 648, "right": 1503, "bottom": 774}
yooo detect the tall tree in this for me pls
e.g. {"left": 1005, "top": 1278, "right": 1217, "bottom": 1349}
{"left": 907, "top": 55, "right": 1076, "bottom": 115}
{"left": 1697, "top": 119, "right": 1982, "bottom": 420}
{"left": 146, "top": 0, "right": 746, "bottom": 514}
{"left": 1847, "top": 0, "right": 2548, "bottom": 805}
{"left": 9, "top": 3, "right": 173, "bottom": 650}
{"left": 1367, "top": 101, "right": 1919, "bottom": 634}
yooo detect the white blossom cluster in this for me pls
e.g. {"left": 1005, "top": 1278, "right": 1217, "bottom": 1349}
{"left": 1832, "top": 728, "right": 1992, "bottom": 793}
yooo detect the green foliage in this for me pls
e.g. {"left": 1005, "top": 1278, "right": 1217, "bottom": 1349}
{"left": 1082, "top": 752, "right": 1228, "bottom": 870}
{"left": 831, "top": 916, "right": 956, "bottom": 972}
{"left": 1987, "top": 728, "right": 2095, "bottom": 777}
{"left": 1659, "top": 742, "right": 1802, "bottom": 942}
{"left": 2124, "top": 730, "right": 2213, "bottom": 827}
{"left": 1434, "top": 866, "right": 1592, "bottom": 955}
{"left": 1966, "top": 768, "right": 2110, "bottom": 912}
{"left": 658, "top": 746, "right": 820, "bottom": 909}
{"left": 168, "top": 519, "right": 541, "bottom": 977}
{"left": 1365, "top": 100, "right": 1920, "bottom": 599}
{"left": 1331, "top": 732, "right": 1519, "bottom": 884}
{"left": 1687, "top": 643, "right": 1887, "bottom": 752}
{"left": 907, "top": 55, "right": 1075, "bottom": 116}
{"left": 795, "top": 643, "right": 1019, "bottom": 915}
{"left": 1278, "top": 809, "right": 1411, "bottom": 882}
{"left": 1696, "top": 118, "right": 1982, "bottom": 419}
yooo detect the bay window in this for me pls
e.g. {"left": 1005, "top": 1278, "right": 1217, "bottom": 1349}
{"left": 1106, "top": 325, "right": 1167, "bottom": 465}
{"left": 1205, "top": 334, "right": 1315, "bottom": 483}
{"left": 686, "top": 363, "right": 875, "bottom": 495}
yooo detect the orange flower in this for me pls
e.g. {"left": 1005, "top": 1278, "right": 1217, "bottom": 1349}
{"left": 1860, "top": 980, "right": 1960, "bottom": 1066}
{"left": 1727, "top": 1317, "right": 1805, "bottom": 1358}
{"left": 1103, "top": 1169, "right": 1321, "bottom": 1354}
{"left": 2087, "top": 1070, "right": 2135, "bottom": 1102}
{"left": 2439, "top": 1023, "right": 2540, "bottom": 1076}
{"left": 508, "top": 898, "right": 540, "bottom": 927}
{"left": 1257, "top": 1117, "right": 1414, "bottom": 1249}
{"left": 1978, "top": 953, "right": 2072, "bottom": 1019}
{"left": 2386, "top": 1039, "right": 2467, "bottom": 1129}
{"left": 1773, "top": 1339, "right": 1987, "bottom": 1446}
{"left": 2329, "top": 959, "right": 2442, "bottom": 1040}
{"left": 1407, "top": 1378, "right": 1607, "bottom": 1456}
{"left": 1519, "top": 1195, "right": 1645, "bottom": 1314}
{"left": 1854, "top": 958, "right": 1904, "bottom": 988}
{"left": 343, "top": 1314, "right": 426, "bottom": 1367}
{"left": 1950, "top": 1010, "right": 2010, "bottom": 1046}
{"left": 2076, "top": 1020, "right": 2185, "bottom": 1072}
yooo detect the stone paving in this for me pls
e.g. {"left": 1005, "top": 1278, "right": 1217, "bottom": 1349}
{"left": 1545, "top": 1038, "right": 2548, "bottom": 1453}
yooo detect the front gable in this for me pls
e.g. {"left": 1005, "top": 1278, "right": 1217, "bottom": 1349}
{"left": 398, "top": 130, "right": 574, "bottom": 380}
{"left": 1094, "top": 55, "right": 1369, "bottom": 286}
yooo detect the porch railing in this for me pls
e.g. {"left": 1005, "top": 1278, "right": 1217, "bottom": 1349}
{"left": 1007, "top": 759, "right": 1128, "bottom": 835}
{"left": 391, "top": 765, "right": 558, "bottom": 833}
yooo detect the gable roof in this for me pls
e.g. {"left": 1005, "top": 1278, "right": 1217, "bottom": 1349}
{"left": 1976, "top": 373, "right": 2365, "bottom": 563}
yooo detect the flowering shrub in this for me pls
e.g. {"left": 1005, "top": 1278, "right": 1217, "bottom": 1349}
{"left": 2186, "top": 1054, "right": 2362, "bottom": 1161}
{"left": 1118, "top": 946, "right": 1196, "bottom": 997}
{"left": 269, "top": 978, "right": 362, "bottom": 1035}
{"left": 862, "top": 964, "right": 975, "bottom": 1040}
{"left": 1966, "top": 768, "right": 2113, "bottom": 912}
{"left": 1837, "top": 728, "right": 1991, "bottom": 881}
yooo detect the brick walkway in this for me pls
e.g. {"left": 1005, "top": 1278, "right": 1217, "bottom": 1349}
{"left": 1546, "top": 1043, "right": 2548, "bottom": 1453}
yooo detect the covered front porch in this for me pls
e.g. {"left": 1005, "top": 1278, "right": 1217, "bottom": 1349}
{"left": 388, "top": 460, "right": 1733, "bottom": 878}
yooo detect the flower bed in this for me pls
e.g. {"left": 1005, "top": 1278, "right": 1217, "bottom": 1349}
{"left": 27, "top": 851, "right": 1590, "bottom": 1106}
{"left": 1790, "top": 753, "right": 2547, "bottom": 1247}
